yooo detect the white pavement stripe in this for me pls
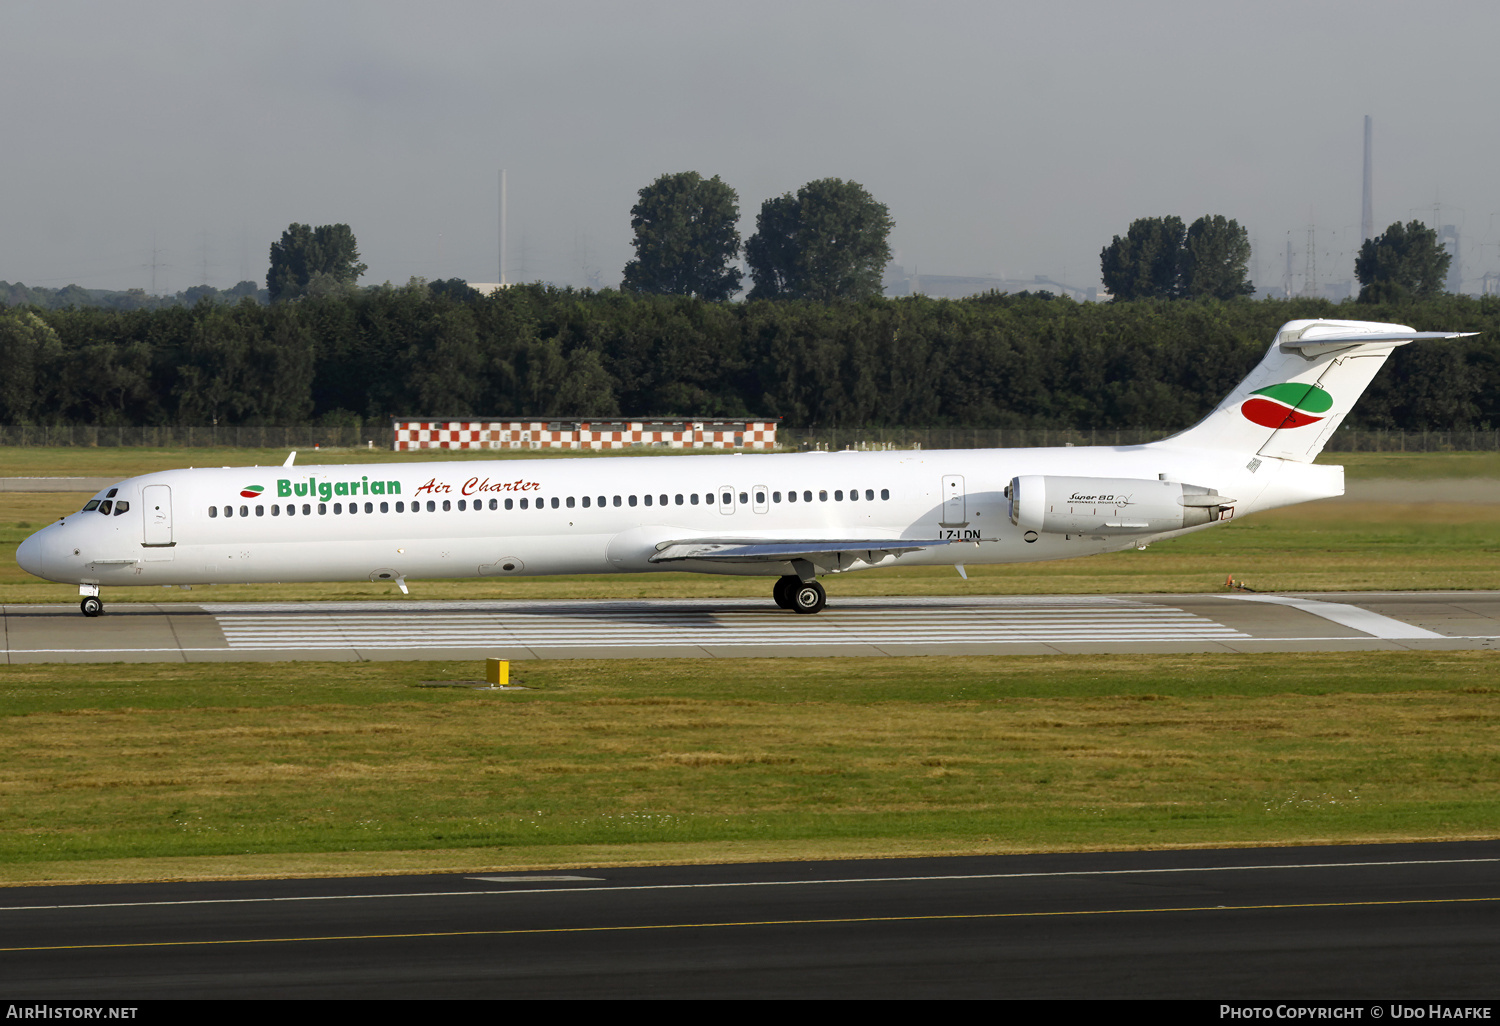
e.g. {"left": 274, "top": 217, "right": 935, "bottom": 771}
{"left": 5, "top": 857, "right": 1494, "bottom": 912}
{"left": 213, "top": 605, "right": 1251, "bottom": 649}
{"left": 1222, "top": 594, "right": 1447, "bottom": 639}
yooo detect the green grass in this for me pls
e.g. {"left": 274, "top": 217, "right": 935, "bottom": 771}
{"left": 6, "top": 493, "right": 1499, "bottom": 602}
{"left": 2, "top": 444, "right": 1499, "bottom": 479}
{"left": 0, "top": 653, "right": 1494, "bottom": 884}
{"left": 1319, "top": 450, "right": 1500, "bottom": 480}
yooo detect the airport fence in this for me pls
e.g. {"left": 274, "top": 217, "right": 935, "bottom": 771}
{"left": 780, "top": 426, "right": 1500, "bottom": 453}
{"left": 0, "top": 424, "right": 380, "bottom": 449}
{"left": 1, "top": 423, "right": 1499, "bottom": 452}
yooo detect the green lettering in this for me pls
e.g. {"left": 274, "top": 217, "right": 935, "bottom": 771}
{"left": 277, "top": 480, "right": 292, "bottom": 498}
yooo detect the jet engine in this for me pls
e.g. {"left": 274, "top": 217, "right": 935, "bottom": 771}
{"left": 1008, "top": 475, "right": 1233, "bottom": 535}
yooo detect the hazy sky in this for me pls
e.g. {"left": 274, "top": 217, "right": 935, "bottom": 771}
{"left": 3, "top": 0, "right": 1497, "bottom": 295}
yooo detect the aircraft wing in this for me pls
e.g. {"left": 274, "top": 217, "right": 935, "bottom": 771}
{"left": 649, "top": 537, "right": 978, "bottom": 571}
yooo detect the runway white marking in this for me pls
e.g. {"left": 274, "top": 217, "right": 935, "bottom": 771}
{"left": 1222, "top": 594, "right": 1447, "bottom": 639}
{"left": 208, "top": 599, "right": 1251, "bottom": 650}
{"left": 4, "top": 858, "right": 1494, "bottom": 912}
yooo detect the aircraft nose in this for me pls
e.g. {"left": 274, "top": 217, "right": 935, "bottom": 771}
{"left": 16, "top": 530, "right": 46, "bottom": 579}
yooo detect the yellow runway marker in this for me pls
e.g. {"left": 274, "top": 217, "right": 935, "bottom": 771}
{"left": 5, "top": 895, "right": 1497, "bottom": 954}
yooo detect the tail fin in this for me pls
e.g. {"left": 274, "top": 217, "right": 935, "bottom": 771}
{"left": 1158, "top": 319, "right": 1475, "bottom": 462}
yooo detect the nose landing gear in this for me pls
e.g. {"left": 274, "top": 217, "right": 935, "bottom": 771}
{"left": 79, "top": 585, "right": 103, "bottom": 617}
{"left": 772, "top": 575, "right": 826, "bottom": 614}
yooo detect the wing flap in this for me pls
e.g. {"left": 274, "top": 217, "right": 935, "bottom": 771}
{"left": 649, "top": 538, "right": 975, "bottom": 565}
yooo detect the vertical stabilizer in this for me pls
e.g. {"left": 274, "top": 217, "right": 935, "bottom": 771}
{"left": 1157, "top": 319, "right": 1474, "bottom": 462}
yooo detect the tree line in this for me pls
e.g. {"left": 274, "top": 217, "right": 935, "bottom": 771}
{"left": 1100, "top": 215, "right": 1453, "bottom": 303}
{"left": 3, "top": 285, "right": 1497, "bottom": 432}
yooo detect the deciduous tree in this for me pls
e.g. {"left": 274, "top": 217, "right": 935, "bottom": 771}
{"left": 1100, "top": 216, "right": 1185, "bottom": 300}
{"left": 1355, "top": 220, "right": 1451, "bottom": 302}
{"left": 622, "top": 172, "right": 743, "bottom": 301}
{"left": 1181, "top": 215, "right": 1254, "bottom": 299}
{"left": 267, "top": 223, "right": 368, "bottom": 302}
{"left": 746, "top": 179, "right": 893, "bottom": 301}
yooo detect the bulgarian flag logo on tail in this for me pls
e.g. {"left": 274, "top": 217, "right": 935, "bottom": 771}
{"left": 1241, "top": 383, "right": 1333, "bottom": 429}
{"left": 240, "top": 485, "right": 265, "bottom": 499}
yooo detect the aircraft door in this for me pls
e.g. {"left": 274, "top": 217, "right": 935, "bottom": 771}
{"left": 719, "top": 485, "right": 736, "bottom": 514}
{"left": 940, "top": 475, "right": 967, "bottom": 526}
{"left": 142, "top": 485, "right": 174, "bottom": 548}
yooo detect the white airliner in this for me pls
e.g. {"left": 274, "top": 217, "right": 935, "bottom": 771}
{"left": 16, "top": 318, "right": 1472, "bottom": 617}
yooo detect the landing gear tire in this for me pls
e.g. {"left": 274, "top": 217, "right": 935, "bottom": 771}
{"left": 790, "top": 579, "right": 826, "bottom": 615}
{"left": 772, "top": 575, "right": 799, "bottom": 610}
{"left": 80, "top": 596, "right": 103, "bottom": 618}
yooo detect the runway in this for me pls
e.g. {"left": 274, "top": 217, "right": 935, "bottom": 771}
{"left": 3, "top": 591, "right": 1499, "bottom": 662}
{"left": 2, "top": 841, "right": 1496, "bottom": 998}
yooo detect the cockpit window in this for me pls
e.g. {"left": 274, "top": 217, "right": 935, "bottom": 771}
{"left": 82, "top": 500, "right": 100, "bottom": 512}
{"left": 106, "top": 488, "right": 118, "bottom": 499}
{"left": 97, "top": 500, "right": 113, "bottom": 515}
{"left": 114, "top": 501, "right": 130, "bottom": 515}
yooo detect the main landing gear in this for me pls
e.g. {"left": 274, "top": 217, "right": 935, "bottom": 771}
{"left": 773, "top": 575, "right": 826, "bottom": 615}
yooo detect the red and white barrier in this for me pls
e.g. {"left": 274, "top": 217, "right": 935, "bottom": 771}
{"left": 392, "top": 419, "right": 778, "bottom": 451}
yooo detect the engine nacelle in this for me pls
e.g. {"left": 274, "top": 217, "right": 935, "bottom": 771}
{"left": 1008, "top": 475, "right": 1233, "bottom": 535}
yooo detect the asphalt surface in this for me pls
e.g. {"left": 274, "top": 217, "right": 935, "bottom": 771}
{"left": 2, "top": 842, "right": 1497, "bottom": 998}
{"left": 4, "top": 591, "right": 1500, "bottom": 662}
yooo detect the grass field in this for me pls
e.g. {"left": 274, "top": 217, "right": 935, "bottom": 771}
{"left": 0, "top": 652, "right": 1495, "bottom": 885}
{"left": 1, "top": 448, "right": 1495, "bottom": 885}
{"left": 4, "top": 496, "right": 1498, "bottom": 602}
{"left": 3, "top": 448, "right": 1500, "bottom": 602}
{"left": 2, "top": 443, "right": 1500, "bottom": 479}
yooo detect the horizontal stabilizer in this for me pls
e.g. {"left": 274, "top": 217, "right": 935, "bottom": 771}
{"left": 650, "top": 538, "right": 974, "bottom": 564}
{"left": 1281, "top": 330, "right": 1476, "bottom": 355}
